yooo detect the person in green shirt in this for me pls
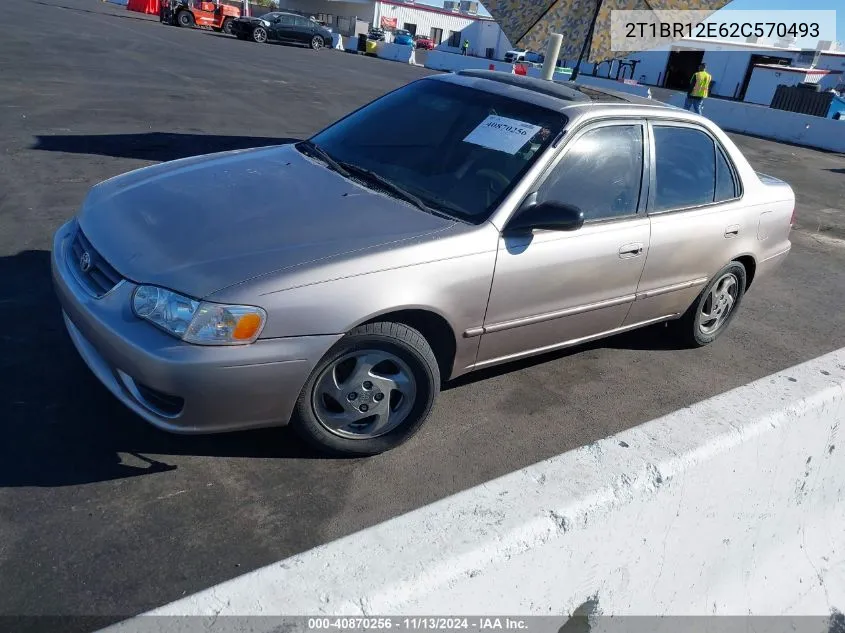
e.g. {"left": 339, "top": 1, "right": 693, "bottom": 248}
{"left": 684, "top": 63, "right": 712, "bottom": 115}
{"left": 462, "top": 39, "right": 470, "bottom": 56}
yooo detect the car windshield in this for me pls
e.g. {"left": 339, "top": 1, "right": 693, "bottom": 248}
{"left": 308, "top": 79, "right": 566, "bottom": 223}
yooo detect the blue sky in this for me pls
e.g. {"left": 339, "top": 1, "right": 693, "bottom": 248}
{"left": 418, "top": 0, "right": 842, "bottom": 45}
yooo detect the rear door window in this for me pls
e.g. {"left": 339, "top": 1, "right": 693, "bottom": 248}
{"left": 652, "top": 126, "right": 716, "bottom": 211}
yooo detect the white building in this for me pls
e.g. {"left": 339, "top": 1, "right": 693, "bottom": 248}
{"left": 606, "top": 38, "right": 845, "bottom": 102}
{"left": 744, "top": 64, "right": 842, "bottom": 105}
{"left": 267, "top": 1, "right": 845, "bottom": 105}
{"left": 273, "top": 0, "right": 513, "bottom": 58}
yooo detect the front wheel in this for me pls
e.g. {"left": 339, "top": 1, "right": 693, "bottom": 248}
{"left": 252, "top": 26, "right": 268, "bottom": 43}
{"left": 311, "top": 35, "right": 324, "bottom": 50}
{"left": 674, "top": 261, "right": 747, "bottom": 347}
{"left": 291, "top": 322, "right": 441, "bottom": 456}
{"left": 176, "top": 11, "right": 194, "bottom": 27}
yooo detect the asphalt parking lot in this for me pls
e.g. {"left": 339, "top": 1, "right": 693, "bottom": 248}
{"left": 1, "top": 0, "right": 845, "bottom": 627}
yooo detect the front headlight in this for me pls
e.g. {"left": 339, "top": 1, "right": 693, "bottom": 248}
{"left": 132, "top": 285, "right": 267, "bottom": 345}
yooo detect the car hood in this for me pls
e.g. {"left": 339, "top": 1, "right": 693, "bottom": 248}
{"left": 78, "top": 144, "right": 453, "bottom": 299}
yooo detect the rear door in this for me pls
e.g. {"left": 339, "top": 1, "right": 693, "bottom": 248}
{"left": 624, "top": 121, "right": 746, "bottom": 325}
{"left": 292, "top": 15, "right": 316, "bottom": 43}
{"left": 271, "top": 13, "right": 296, "bottom": 41}
{"left": 476, "top": 120, "right": 651, "bottom": 367}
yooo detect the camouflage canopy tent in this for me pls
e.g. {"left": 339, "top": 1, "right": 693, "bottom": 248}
{"left": 483, "top": 0, "right": 731, "bottom": 78}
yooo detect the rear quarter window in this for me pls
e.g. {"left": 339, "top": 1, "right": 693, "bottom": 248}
{"left": 715, "top": 146, "right": 739, "bottom": 202}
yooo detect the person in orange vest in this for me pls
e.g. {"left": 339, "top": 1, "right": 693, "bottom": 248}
{"left": 684, "top": 63, "right": 712, "bottom": 115}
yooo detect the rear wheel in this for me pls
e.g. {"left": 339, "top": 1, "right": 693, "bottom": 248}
{"left": 310, "top": 35, "right": 324, "bottom": 50}
{"left": 252, "top": 26, "right": 268, "bottom": 43}
{"left": 291, "top": 322, "right": 440, "bottom": 456}
{"left": 176, "top": 10, "right": 194, "bottom": 28}
{"left": 221, "top": 17, "right": 234, "bottom": 35}
{"left": 674, "top": 261, "right": 747, "bottom": 347}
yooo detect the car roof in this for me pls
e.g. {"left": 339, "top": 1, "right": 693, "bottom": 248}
{"left": 275, "top": 11, "right": 311, "bottom": 18}
{"left": 431, "top": 70, "right": 672, "bottom": 116}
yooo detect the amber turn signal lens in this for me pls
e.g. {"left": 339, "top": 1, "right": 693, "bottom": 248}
{"left": 233, "top": 313, "right": 263, "bottom": 340}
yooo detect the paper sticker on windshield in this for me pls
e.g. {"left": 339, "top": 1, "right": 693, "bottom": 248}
{"left": 463, "top": 115, "right": 543, "bottom": 155}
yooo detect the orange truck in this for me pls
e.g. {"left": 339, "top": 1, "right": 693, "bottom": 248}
{"left": 160, "top": 0, "right": 241, "bottom": 35}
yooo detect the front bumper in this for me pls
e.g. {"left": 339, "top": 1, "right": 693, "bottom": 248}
{"left": 52, "top": 220, "right": 342, "bottom": 434}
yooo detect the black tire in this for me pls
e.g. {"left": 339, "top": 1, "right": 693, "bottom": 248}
{"left": 674, "top": 261, "right": 747, "bottom": 347}
{"left": 221, "top": 17, "right": 234, "bottom": 35}
{"left": 252, "top": 26, "right": 268, "bottom": 43}
{"left": 310, "top": 35, "right": 324, "bottom": 50}
{"left": 176, "top": 11, "right": 194, "bottom": 28}
{"left": 291, "top": 322, "right": 441, "bottom": 456}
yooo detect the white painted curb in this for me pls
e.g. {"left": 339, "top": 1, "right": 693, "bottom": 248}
{"left": 103, "top": 349, "right": 845, "bottom": 629}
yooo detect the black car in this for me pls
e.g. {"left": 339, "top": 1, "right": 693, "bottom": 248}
{"left": 231, "top": 12, "right": 333, "bottom": 49}
{"left": 367, "top": 27, "right": 385, "bottom": 41}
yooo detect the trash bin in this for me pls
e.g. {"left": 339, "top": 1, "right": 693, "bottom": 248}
{"left": 366, "top": 39, "right": 378, "bottom": 55}
{"left": 357, "top": 33, "right": 367, "bottom": 52}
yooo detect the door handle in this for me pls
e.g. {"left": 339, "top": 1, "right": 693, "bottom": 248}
{"left": 618, "top": 242, "right": 644, "bottom": 258}
{"left": 724, "top": 225, "right": 740, "bottom": 238}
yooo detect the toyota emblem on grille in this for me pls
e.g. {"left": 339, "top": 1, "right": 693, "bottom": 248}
{"left": 79, "top": 251, "right": 92, "bottom": 273}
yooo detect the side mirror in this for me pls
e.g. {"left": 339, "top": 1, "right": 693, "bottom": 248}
{"left": 506, "top": 196, "right": 585, "bottom": 233}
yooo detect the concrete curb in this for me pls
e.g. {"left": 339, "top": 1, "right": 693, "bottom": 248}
{"left": 103, "top": 349, "right": 845, "bottom": 628}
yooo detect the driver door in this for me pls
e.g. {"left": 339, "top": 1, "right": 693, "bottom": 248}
{"left": 476, "top": 120, "right": 652, "bottom": 367}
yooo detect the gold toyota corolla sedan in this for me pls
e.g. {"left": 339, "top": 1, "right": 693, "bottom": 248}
{"left": 52, "top": 70, "right": 794, "bottom": 456}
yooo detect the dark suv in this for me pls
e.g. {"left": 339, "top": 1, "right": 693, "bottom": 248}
{"left": 230, "top": 11, "right": 333, "bottom": 49}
